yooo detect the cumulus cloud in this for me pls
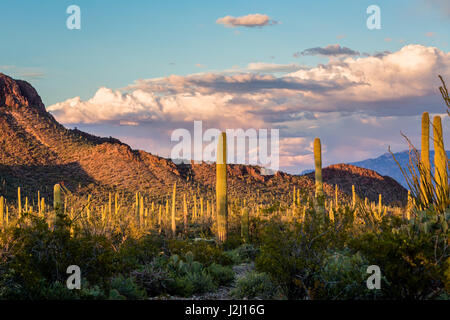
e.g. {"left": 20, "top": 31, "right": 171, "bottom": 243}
{"left": 48, "top": 45, "right": 450, "bottom": 173}
{"left": 216, "top": 14, "right": 278, "bottom": 28}
{"left": 299, "top": 44, "right": 360, "bottom": 57}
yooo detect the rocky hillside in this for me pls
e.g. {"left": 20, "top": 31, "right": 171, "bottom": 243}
{"left": 305, "top": 164, "right": 407, "bottom": 206}
{"left": 0, "top": 73, "right": 407, "bottom": 205}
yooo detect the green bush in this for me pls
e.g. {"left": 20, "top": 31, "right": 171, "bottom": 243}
{"left": 350, "top": 215, "right": 448, "bottom": 299}
{"left": 131, "top": 257, "right": 172, "bottom": 297}
{"left": 168, "top": 240, "right": 233, "bottom": 266}
{"left": 109, "top": 275, "right": 147, "bottom": 300}
{"left": 207, "top": 263, "right": 235, "bottom": 286}
{"left": 316, "top": 250, "right": 384, "bottom": 300}
{"left": 0, "top": 220, "right": 115, "bottom": 297}
{"left": 227, "top": 244, "right": 259, "bottom": 264}
{"left": 165, "top": 253, "right": 216, "bottom": 297}
{"left": 231, "top": 271, "right": 282, "bottom": 299}
{"left": 115, "top": 234, "right": 166, "bottom": 273}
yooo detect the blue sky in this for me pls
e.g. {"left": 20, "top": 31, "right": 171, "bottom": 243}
{"left": 1, "top": 0, "right": 449, "bottom": 173}
{"left": 1, "top": 0, "right": 448, "bottom": 104}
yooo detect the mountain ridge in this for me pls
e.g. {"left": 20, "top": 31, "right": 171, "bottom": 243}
{"left": 0, "top": 73, "right": 407, "bottom": 205}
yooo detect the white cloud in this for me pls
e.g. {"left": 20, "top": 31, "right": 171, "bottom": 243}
{"left": 216, "top": 14, "right": 278, "bottom": 28}
{"left": 48, "top": 45, "right": 450, "bottom": 172}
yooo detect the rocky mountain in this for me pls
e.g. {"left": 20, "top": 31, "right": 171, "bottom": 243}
{"left": 0, "top": 73, "right": 407, "bottom": 205}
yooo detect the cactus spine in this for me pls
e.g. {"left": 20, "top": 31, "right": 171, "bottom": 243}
{"left": 433, "top": 116, "right": 448, "bottom": 205}
{"left": 421, "top": 112, "right": 431, "bottom": 205}
{"left": 216, "top": 131, "right": 228, "bottom": 243}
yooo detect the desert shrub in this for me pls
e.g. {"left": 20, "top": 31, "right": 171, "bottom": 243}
{"left": 109, "top": 275, "right": 147, "bottom": 300}
{"left": 223, "top": 233, "right": 243, "bottom": 251}
{"left": 231, "top": 271, "right": 282, "bottom": 299}
{"left": 224, "top": 244, "right": 259, "bottom": 264}
{"left": 115, "top": 234, "right": 166, "bottom": 273}
{"left": 79, "top": 282, "right": 108, "bottom": 300}
{"left": 255, "top": 210, "right": 355, "bottom": 299}
{"left": 37, "top": 281, "right": 80, "bottom": 300}
{"left": 236, "top": 244, "right": 260, "bottom": 262}
{"left": 350, "top": 215, "right": 448, "bottom": 299}
{"left": 315, "top": 250, "right": 385, "bottom": 300}
{"left": 165, "top": 253, "right": 216, "bottom": 297}
{"left": 0, "top": 266, "right": 25, "bottom": 299}
{"left": 108, "top": 289, "right": 126, "bottom": 300}
{"left": 131, "top": 257, "right": 172, "bottom": 297}
{"left": 207, "top": 263, "right": 235, "bottom": 286}
{"left": 1, "top": 220, "right": 115, "bottom": 296}
{"left": 168, "top": 239, "right": 233, "bottom": 266}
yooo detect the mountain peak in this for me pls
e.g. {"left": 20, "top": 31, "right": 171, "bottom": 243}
{"left": 0, "top": 73, "right": 45, "bottom": 112}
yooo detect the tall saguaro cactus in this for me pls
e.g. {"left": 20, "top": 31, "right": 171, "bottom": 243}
{"left": 421, "top": 112, "right": 431, "bottom": 204}
{"left": 433, "top": 116, "right": 448, "bottom": 204}
{"left": 314, "top": 138, "right": 325, "bottom": 214}
{"left": 314, "top": 138, "right": 323, "bottom": 197}
{"left": 53, "top": 184, "right": 63, "bottom": 228}
{"left": 53, "top": 184, "right": 63, "bottom": 214}
{"left": 216, "top": 132, "right": 228, "bottom": 243}
{"left": 171, "top": 182, "right": 177, "bottom": 238}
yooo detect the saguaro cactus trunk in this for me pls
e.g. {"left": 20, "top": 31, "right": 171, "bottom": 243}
{"left": 216, "top": 132, "right": 228, "bottom": 243}
{"left": 314, "top": 138, "right": 325, "bottom": 214}
{"left": 433, "top": 116, "right": 448, "bottom": 206}
{"left": 421, "top": 112, "right": 431, "bottom": 204}
{"left": 53, "top": 184, "right": 63, "bottom": 228}
{"left": 171, "top": 183, "right": 177, "bottom": 238}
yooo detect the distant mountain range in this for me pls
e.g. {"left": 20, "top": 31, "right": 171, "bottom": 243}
{"left": 301, "top": 150, "right": 450, "bottom": 188}
{"left": 348, "top": 150, "right": 450, "bottom": 188}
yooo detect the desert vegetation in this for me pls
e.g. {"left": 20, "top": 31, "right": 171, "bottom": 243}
{"left": 0, "top": 78, "right": 448, "bottom": 300}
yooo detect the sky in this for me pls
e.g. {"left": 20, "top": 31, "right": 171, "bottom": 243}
{"left": 0, "top": 0, "right": 449, "bottom": 173}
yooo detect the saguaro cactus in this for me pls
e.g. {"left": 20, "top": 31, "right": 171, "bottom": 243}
{"left": 241, "top": 207, "right": 249, "bottom": 242}
{"left": 216, "top": 131, "right": 228, "bottom": 243}
{"left": 314, "top": 138, "right": 325, "bottom": 214}
{"left": 183, "top": 193, "right": 188, "bottom": 236}
{"left": 433, "top": 116, "right": 448, "bottom": 205}
{"left": 53, "top": 184, "right": 63, "bottom": 228}
{"left": 421, "top": 112, "right": 431, "bottom": 204}
{"left": 314, "top": 138, "right": 323, "bottom": 198}
{"left": 171, "top": 183, "right": 177, "bottom": 238}
{"left": 17, "top": 187, "right": 22, "bottom": 218}
{"left": 0, "top": 196, "right": 4, "bottom": 226}
{"left": 352, "top": 185, "right": 356, "bottom": 208}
